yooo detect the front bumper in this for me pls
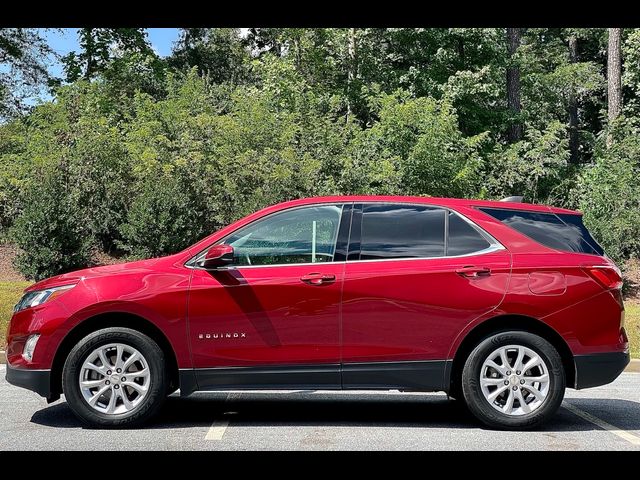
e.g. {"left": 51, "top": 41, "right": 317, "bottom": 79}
{"left": 5, "top": 364, "right": 53, "bottom": 398}
{"left": 574, "top": 351, "right": 630, "bottom": 389}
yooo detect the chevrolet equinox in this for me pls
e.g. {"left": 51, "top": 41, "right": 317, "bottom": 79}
{"left": 5, "top": 196, "right": 630, "bottom": 429}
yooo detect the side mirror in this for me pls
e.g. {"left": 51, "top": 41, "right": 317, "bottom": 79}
{"left": 198, "top": 245, "right": 234, "bottom": 270}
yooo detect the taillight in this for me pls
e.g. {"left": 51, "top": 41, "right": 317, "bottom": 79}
{"left": 583, "top": 266, "right": 622, "bottom": 290}
{"left": 582, "top": 266, "right": 623, "bottom": 290}
{"left": 583, "top": 266, "right": 625, "bottom": 313}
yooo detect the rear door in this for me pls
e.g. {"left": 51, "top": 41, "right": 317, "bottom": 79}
{"left": 340, "top": 203, "right": 511, "bottom": 390}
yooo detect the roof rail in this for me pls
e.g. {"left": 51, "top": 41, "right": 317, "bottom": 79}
{"left": 500, "top": 195, "right": 524, "bottom": 203}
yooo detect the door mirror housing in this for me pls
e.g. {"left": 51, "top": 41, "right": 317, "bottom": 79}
{"left": 198, "top": 245, "right": 234, "bottom": 270}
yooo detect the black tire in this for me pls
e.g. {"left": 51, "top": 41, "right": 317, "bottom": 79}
{"left": 461, "top": 331, "right": 565, "bottom": 430}
{"left": 62, "top": 327, "right": 168, "bottom": 428}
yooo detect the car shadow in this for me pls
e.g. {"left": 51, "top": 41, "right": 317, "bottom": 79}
{"left": 29, "top": 391, "right": 640, "bottom": 432}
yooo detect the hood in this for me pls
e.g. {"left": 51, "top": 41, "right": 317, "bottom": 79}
{"left": 25, "top": 256, "right": 167, "bottom": 292}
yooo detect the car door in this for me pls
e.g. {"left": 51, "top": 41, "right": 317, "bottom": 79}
{"left": 341, "top": 203, "right": 511, "bottom": 390}
{"left": 187, "top": 203, "right": 351, "bottom": 390}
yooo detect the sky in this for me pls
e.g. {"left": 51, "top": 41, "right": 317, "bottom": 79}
{"left": 40, "top": 28, "right": 181, "bottom": 80}
{"left": 12, "top": 28, "right": 181, "bottom": 105}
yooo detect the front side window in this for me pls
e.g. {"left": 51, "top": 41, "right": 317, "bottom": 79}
{"left": 222, "top": 205, "right": 343, "bottom": 266}
{"left": 359, "top": 204, "right": 446, "bottom": 260}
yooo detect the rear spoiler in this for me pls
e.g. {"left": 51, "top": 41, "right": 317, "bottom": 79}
{"left": 500, "top": 196, "right": 524, "bottom": 203}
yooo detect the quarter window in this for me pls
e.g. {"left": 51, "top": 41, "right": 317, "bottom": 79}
{"left": 479, "top": 207, "right": 604, "bottom": 256}
{"left": 222, "top": 205, "right": 343, "bottom": 266}
{"left": 447, "top": 211, "right": 492, "bottom": 256}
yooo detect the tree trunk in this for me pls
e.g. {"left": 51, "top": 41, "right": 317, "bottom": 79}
{"left": 83, "top": 29, "right": 96, "bottom": 80}
{"left": 568, "top": 35, "right": 580, "bottom": 164}
{"left": 607, "top": 28, "right": 623, "bottom": 146}
{"left": 346, "top": 28, "right": 357, "bottom": 121}
{"left": 607, "top": 28, "right": 623, "bottom": 122}
{"left": 506, "top": 28, "right": 523, "bottom": 142}
{"left": 607, "top": 28, "right": 622, "bottom": 147}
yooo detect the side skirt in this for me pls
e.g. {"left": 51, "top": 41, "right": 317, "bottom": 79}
{"left": 342, "top": 360, "right": 451, "bottom": 391}
{"left": 179, "top": 360, "right": 451, "bottom": 396}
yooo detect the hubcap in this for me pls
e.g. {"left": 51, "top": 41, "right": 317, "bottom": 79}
{"left": 79, "top": 343, "right": 151, "bottom": 415}
{"left": 479, "top": 345, "right": 550, "bottom": 416}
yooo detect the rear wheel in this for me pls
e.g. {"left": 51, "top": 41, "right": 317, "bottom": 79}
{"left": 62, "top": 327, "right": 167, "bottom": 428}
{"left": 461, "top": 331, "right": 565, "bottom": 430}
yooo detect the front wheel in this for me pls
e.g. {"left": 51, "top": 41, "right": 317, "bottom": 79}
{"left": 62, "top": 327, "right": 168, "bottom": 428}
{"left": 461, "top": 331, "right": 565, "bottom": 430}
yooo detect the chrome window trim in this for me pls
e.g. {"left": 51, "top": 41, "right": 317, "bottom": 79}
{"left": 186, "top": 244, "right": 506, "bottom": 270}
{"left": 185, "top": 201, "right": 506, "bottom": 270}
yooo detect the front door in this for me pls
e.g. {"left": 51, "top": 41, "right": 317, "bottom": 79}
{"left": 341, "top": 203, "right": 511, "bottom": 390}
{"left": 187, "top": 203, "right": 349, "bottom": 389}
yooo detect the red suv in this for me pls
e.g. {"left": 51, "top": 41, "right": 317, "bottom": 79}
{"left": 5, "top": 196, "right": 629, "bottom": 429}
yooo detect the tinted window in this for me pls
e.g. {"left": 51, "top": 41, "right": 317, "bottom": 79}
{"left": 479, "top": 207, "right": 604, "bottom": 256}
{"left": 223, "top": 205, "right": 343, "bottom": 266}
{"left": 360, "top": 205, "right": 445, "bottom": 260}
{"left": 556, "top": 213, "right": 605, "bottom": 255}
{"left": 447, "top": 211, "right": 491, "bottom": 256}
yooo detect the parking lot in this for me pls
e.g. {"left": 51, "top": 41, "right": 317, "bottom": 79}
{"left": 1, "top": 365, "right": 639, "bottom": 450}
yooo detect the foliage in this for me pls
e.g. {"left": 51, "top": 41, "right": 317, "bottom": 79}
{"left": 577, "top": 118, "right": 640, "bottom": 264}
{"left": 0, "top": 28, "right": 56, "bottom": 119}
{"left": 624, "top": 300, "right": 640, "bottom": 358}
{"left": 0, "top": 281, "right": 31, "bottom": 347}
{"left": 368, "top": 93, "right": 487, "bottom": 197}
{"left": 62, "top": 28, "right": 155, "bottom": 82}
{"left": 169, "top": 28, "right": 251, "bottom": 85}
{"left": 486, "top": 121, "right": 571, "bottom": 203}
{"left": 1, "top": 28, "right": 640, "bottom": 280}
{"left": 10, "top": 169, "right": 92, "bottom": 281}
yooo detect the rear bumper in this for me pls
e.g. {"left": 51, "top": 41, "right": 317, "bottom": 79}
{"left": 5, "top": 364, "right": 52, "bottom": 398}
{"left": 574, "top": 351, "right": 630, "bottom": 389}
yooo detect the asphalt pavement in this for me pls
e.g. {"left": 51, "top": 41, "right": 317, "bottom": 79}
{"left": 1, "top": 365, "right": 639, "bottom": 450}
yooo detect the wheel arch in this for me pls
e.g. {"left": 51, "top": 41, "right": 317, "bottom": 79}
{"left": 50, "top": 312, "right": 180, "bottom": 396}
{"left": 448, "top": 314, "right": 575, "bottom": 395}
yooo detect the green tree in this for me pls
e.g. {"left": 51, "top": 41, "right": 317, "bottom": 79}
{"left": 578, "top": 118, "right": 640, "bottom": 264}
{"left": 0, "top": 28, "right": 56, "bottom": 118}
{"left": 62, "top": 28, "right": 155, "bottom": 82}
{"left": 169, "top": 28, "right": 250, "bottom": 85}
{"left": 11, "top": 169, "right": 92, "bottom": 281}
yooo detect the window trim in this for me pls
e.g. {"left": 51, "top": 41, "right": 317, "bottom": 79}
{"left": 186, "top": 201, "right": 506, "bottom": 270}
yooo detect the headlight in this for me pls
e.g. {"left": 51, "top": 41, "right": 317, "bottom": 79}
{"left": 13, "top": 284, "right": 76, "bottom": 313}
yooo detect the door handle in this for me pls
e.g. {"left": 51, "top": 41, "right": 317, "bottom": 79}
{"left": 300, "top": 273, "right": 336, "bottom": 285}
{"left": 456, "top": 266, "right": 491, "bottom": 278}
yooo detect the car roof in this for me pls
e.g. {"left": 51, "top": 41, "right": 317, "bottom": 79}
{"left": 270, "top": 195, "right": 579, "bottom": 215}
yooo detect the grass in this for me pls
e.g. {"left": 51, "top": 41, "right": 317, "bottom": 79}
{"left": 0, "top": 281, "right": 31, "bottom": 348}
{"left": 0, "top": 279, "right": 638, "bottom": 358}
{"left": 625, "top": 300, "right": 640, "bottom": 359}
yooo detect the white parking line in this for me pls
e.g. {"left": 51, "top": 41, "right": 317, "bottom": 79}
{"left": 563, "top": 401, "right": 640, "bottom": 446}
{"left": 205, "top": 419, "right": 230, "bottom": 440}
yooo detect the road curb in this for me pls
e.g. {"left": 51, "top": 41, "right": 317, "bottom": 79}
{"left": 626, "top": 358, "right": 640, "bottom": 373}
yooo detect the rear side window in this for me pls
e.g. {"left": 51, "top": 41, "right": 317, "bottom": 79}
{"left": 479, "top": 207, "right": 604, "bottom": 256}
{"left": 360, "top": 205, "right": 445, "bottom": 260}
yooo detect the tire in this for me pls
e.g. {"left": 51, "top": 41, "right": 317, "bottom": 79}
{"left": 461, "top": 331, "right": 565, "bottom": 430}
{"left": 62, "top": 327, "right": 168, "bottom": 428}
